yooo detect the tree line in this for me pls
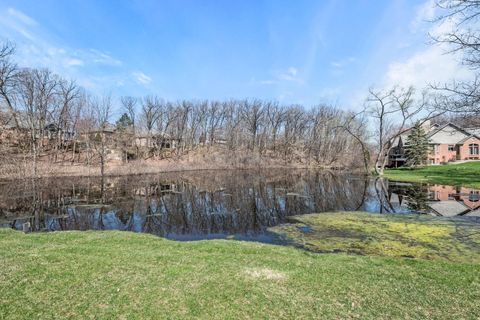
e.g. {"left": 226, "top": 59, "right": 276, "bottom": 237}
{"left": 0, "top": 41, "right": 369, "bottom": 177}
{"left": 0, "top": 0, "right": 479, "bottom": 177}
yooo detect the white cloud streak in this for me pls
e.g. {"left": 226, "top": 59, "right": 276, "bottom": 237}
{"left": 7, "top": 8, "right": 37, "bottom": 27}
{"left": 0, "top": 7, "right": 150, "bottom": 94}
{"left": 253, "top": 66, "right": 304, "bottom": 86}
{"left": 133, "top": 71, "right": 152, "bottom": 84}
{"left": 384, "top": 0, "right": 473, "bottom": 90}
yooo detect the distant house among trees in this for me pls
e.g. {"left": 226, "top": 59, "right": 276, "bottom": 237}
{"left": 389, "top": 122, "right": 480, "bottom": 167}
{"left": 44, "top": 123, "right": 75, "bottom": 141}
{"left": 135, "top": 133, "right": 177, "bottom": 150}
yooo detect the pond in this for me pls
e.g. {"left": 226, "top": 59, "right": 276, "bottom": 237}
{"left": 0, "top": 169, "right": 479, "bottom": 242}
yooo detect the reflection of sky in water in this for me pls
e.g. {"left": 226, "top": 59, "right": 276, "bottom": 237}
{"left": 1, "top": 170, "right": 479, "bottom": 241}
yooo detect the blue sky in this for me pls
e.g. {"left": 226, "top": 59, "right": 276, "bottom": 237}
{"left": 0, "top": 0, "right": 472, "bottom": 110}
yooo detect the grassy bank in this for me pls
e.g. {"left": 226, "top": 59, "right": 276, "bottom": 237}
{"left": 384, "top": 161, "right": 480, "bottom": 188}
{"left": 1, "top": 216, "right": 480, "bottom": 319}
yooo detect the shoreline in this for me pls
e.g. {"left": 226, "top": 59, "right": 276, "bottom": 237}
{"left": 0, "top": 161, "right": 358, "bottom": 182}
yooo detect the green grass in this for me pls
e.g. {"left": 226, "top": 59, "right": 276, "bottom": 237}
{"left": 269, "top": 212, "right": 480, "bottom": 264}
{"left": 384, "top": 161, "right": 480, "bottom": 188}
{"left": 1, "top": 222, "right": 480, "bottom": 319}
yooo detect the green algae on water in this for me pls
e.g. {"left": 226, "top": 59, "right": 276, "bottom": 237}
{"left": 269, "top": 212, "right": 480, "bottom": 264}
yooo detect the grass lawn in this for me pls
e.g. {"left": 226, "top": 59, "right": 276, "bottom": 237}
{"left": 1, "top": 212, "right": 480, "bottom": 319}
{"left": 384, "top": 161, "right": 480, "bottom": 188}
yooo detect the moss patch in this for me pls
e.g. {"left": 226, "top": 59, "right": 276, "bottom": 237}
{"left": 269, "top": 212, "right": 480, "bottom": 263}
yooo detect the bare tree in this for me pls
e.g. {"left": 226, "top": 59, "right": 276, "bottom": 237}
{"left": 16, "top": 68, "right": 59, "bottom": 177}
{"left": 121, "top": 96, "right": 138, "bottom": 134}
{"left": 0, "top": 41, "right": 20, "bottom": 128}
{"left": 367, "top": 86, "right": 440, "bottom": 175}
{"left": 91, "top": 94, "right": 112, "bottom": 178}
{"left": 140, "top": 96, "right": 162, "bottom": 151}
{"left": 241, "top": 99, "right": 265, "bottom": 152}
{"left": 282, "top": 105, "right": 307, "bottom": 162}
{"left": 431, "top": 0, "right": 480, "bottom": 114}
{"left": 265, "top": 102, "right": 286, "bottom": 153}
{"left": 52, "top": 78, "right": 80, "bottom": 161}
{"left": 338, "top": 111, "right": 372, "bottom": 173}
{"left": 69, "top": 89, "right": 86, "bottom": 164}
{"left": 76, "top": 94, "right": 96, "bottom": 170}
{"left": 224, "top": 100, "right": 243, "bottom": 150}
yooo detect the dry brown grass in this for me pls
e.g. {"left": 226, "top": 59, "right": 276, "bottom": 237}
{"left": 244, "top": 268, "right": 287, "bottom": 280}
{"left": 0, "top": 146, "right": 353, "bottom": 180}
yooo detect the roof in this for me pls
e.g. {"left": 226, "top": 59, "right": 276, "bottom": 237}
{"left": 391, "top": 121, "right": 437, "bottom": 147}
{"left": 426, "top": 123, "right": 480, "bottom": 145}
{"left": 427, "top": 200, "right": 471, "bottom": 217}
{"left": 464, "top": 208, "right": 480, "bottom": 217}
{"left": 2, "top": 113, "right": 30, "bottom": 130}
{"left": 466, "top": 127, "right": 480, "bottom": 136}
{"left": 102, "top": 123, "right": 116, "bottom": 133}
{"left": 135, "top": 133, "right": 175, "bottom": 139}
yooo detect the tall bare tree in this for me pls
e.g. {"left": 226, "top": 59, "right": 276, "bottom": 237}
{"left": 16, "top": 68, "right": 59, "bottom": 177}
{"left": 52, "top": 78, "right": 80, "bottom": 161}
{"left": 241, "top": 99, "right": 265, "bottom": 152}
{"left": 266, "top": 102, "right": 286, "bottom": 153}
{"left": 140, "top": 96, "right": 162, "bottom": 151}
{"left": 432, "top": 0, "right": 480, "bottom": 114}
{"left": 91, "top": 95, "right": 112, "bottom": 178}
{"left": 121, "top": 96, "right": 138, "bottom": 134}
{"left": 366, "top": 87, "right": 439, "bottom": 175}
{"left": 0, "top": 41, "right": 20, "bottom": 129}
{"left": 339, "top": 111, "right": 372, "bottom": 173}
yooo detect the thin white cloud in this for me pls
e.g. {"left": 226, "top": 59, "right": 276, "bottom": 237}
{"left": 0, "top": 8, "right": 36, "bottom": 40}
{"left": 278, "top": 67, "right": 302, "bottom": 82}
{"left": 410, "top": 0, "right": 436, "bottom": 32}
{"left": 65, "top": 58, "right": 84, "bottom": 66}
{"left": 258, "top": 79, "right": 276, "bottom": 85}
{"left": 251, "top": 66, "right": 303, "bottom": 86}
{"left": 7, "top": 8, "right": 37, "bottom": 27}
{"left": 88, "top": 49, "right": 122, "bottom": 66}
{"left": 383, "top": 0, "right": 473, "bottom": 90}
{"left": 330, "top": 57, "right": 356, "bottom": 77}
{"left": 385, "top": 45, "right": 471, "bottom": 89}
{"left": 133, "top": 71, "right": 152, "bottom": 84}
{"left": 277, "top": 91, "right": 293, "bottom": 102}
{"left": 330, "top": 57, "right": 356, "bottom": 68}
{"left": 0, "top": 8, "right": 123, "bottom": 70}
{"left": 0, "top": 7, "right": 136, "bottom": 94}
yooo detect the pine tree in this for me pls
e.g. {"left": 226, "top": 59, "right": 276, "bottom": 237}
{"left": 116, "top": 113, "right": 133, "bottom": 131}
{"left": 405, "top": 122, "right": 430, "bottom": 167}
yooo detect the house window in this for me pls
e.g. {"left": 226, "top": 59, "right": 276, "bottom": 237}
{"left": 469, "top": 143, "right": 479, "bottom": 155}
{"left": 448, "top": 145, "right": 455, "bottom": 151}
{"left": 469, "top": 191, "right": 479, "bottom": 202}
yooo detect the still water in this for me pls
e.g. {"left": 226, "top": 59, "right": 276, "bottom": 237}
{"left": 1, "top": 170, "right": 479, "bottom": 241}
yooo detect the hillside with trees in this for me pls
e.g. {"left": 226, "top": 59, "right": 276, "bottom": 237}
{"left": 0, "top": 41, "right": 372, "bottom": 179}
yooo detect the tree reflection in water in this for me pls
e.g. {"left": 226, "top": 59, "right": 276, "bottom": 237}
{"left": 1, "top": 170, "right": 478, "bottom": 240}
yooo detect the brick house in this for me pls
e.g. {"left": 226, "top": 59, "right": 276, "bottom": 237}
{"left": 388, "top": 122, "right": 480, "bottom": 167}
